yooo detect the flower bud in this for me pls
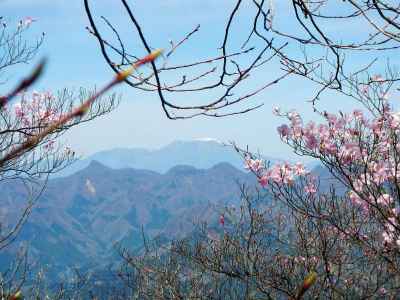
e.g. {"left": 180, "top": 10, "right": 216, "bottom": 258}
{"left": 9, "top": 291, "right": 23, "bottom": 300}
{"left": 296, "top": 271, "right": 317, "bottom": 299}
{"left": 116, "top": 49, "right": 163, "bottom": 82}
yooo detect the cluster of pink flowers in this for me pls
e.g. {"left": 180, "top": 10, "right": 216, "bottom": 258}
{"left": 276, "top": 106, "right": 400, "bottom": 186}
{"left": 244, "top": 158, "right": 264, "bottom": 173}
{"left": 219, "top": 214, "right": 225, "bottom": 226}
{"left": 275, "top": 105, "right": 400, "bottom": 246}
{"left": 278, "top": 106, "right": 400, "bottom": 166}
{"left": 0, "top": 16, "right": 36, "bottom": 29}
{"left": 18, "top": 17, "right": 36, "bottom": 28}
{"left": 277, "top": 254, "right": 319, "bottom": 270}
{"left": 304, "top": 182, "right": 317, "bottom": 195}
{"left": 258, "top": 162, "right": 296, "bottom": 186}
{"left": 382, "top": 214, "right": 400, "bottom": 246}
{"left": 5, "top": 90, "right": 73, "bottom": 154}
{"left": 279, "top": 110, "right": 360, "bottom": 163}
{"left": 13, "top": 91, "right": 61, "bottom": 129}
{"left": 244, "top": 158, "right": 314, "bottom": 194}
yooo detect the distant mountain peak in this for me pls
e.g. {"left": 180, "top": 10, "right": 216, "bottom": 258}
{"left": 55, "top": 140, "right": 280, "bottom": 178}
{"left": 87, "top": 160, "right": 108, "bottom": 169}
{"left": 166, "top": 138, "right": 223, "bottom": 147}
{"left": 79, "top": 160, "right": 111, "bottom": 175}
{"left": 212, "top": 161, "right": 242, "bottom": 170}
{"left": 192, "top": 137, "right": 223, "bottom": 144}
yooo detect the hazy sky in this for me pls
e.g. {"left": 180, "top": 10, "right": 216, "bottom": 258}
{"left": 0, "top": 1, "right": 379, "bottom": 161}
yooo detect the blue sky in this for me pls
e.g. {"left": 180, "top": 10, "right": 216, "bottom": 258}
{"left": 0, "top": 0, "right": 384, "bottom": 162}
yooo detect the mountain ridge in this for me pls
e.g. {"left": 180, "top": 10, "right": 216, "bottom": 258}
{"left": 55, "top": 139, "right": 281, "bottom": 177}
{"left": 1, "top": 161, "right": 254, "bottom": 277}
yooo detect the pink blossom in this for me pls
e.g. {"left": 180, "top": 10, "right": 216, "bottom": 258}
{"left": 283, "top": 173, "right": 294, "bottom": 185}
{"left": 258, "top": 174, "right": 269, "bottom": 187}
{"left": 352, "top": 109, "right": 364, "bottom": 121}
{"left": 325, "top": 113, "right": 337, "bottom": 125}
{"left": 377, "top": 194, "right": 393, "bottom": 206}
{"left": 21, "top": 17, "right": 36, "bottom": 27}
{"left": 304, "top": 183, "right": 317, "bottom": 195}
{"left": 14, "top": 103, "right": 24, "bottom": 118}
{"left": 277, "top": 124, "right": 290, "bottom": 137}
{"left": 304, "top": 133, "right": 318, "bottom": 150}
{"left": 219, "top": 215, "right": 225, "bottom": 226}
{"left": 339, "top": 143, "right": 361, "bottom": 165}
{"left": 294, "top": 256, "right": 306, "bottom": 263}
{"left": 244, "top": 158, "right": 264, "bottom": 173}
{"left": 370, "top": 119, "right": 383, "bottom": 135}
{"left": 387, "top": 217, "right": 397, "bottom": 232}
{"left": 371, "top": 74, "right": 384, "bottom": 82}
{"left": 292, "top": 126, "right": 303, "bottom": 138}
{"left": 294, "top": 162, "right": 307, "bottom": 176}
{"left": 349, "top": 191, "right": 363, "bottom": 206}
{"left": 353, "top": 179, "right": 364, "bottom": 193}
{"left": 12, "top": 91, "right": 61, "bottom": 130}
{"left": 382, "top": 231, "right": 393, "bottom": 244}
{"left": 321, "top": 141, "right": 337, "bottom": 155}
{"left": 372, "top": 162, "right": 388, "bottom": 185}
{"left": 269, "top": 165, "right": 284, "bottom": 184}
{"left": 288, "top": 112, "right": 302, "bottom": 135}
{"left": 288, "top": 111, "right": 300, "bottom": 121}
{"left": 318, "top": 124, "right": 330, "bottom": 139}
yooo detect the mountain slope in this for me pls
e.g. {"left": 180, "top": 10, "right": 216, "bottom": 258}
{"left": 0, "top": 159, "right": 340, "bottom": 279}
{"left": 1, "top": 161, "right": 253, "bottom": 276}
